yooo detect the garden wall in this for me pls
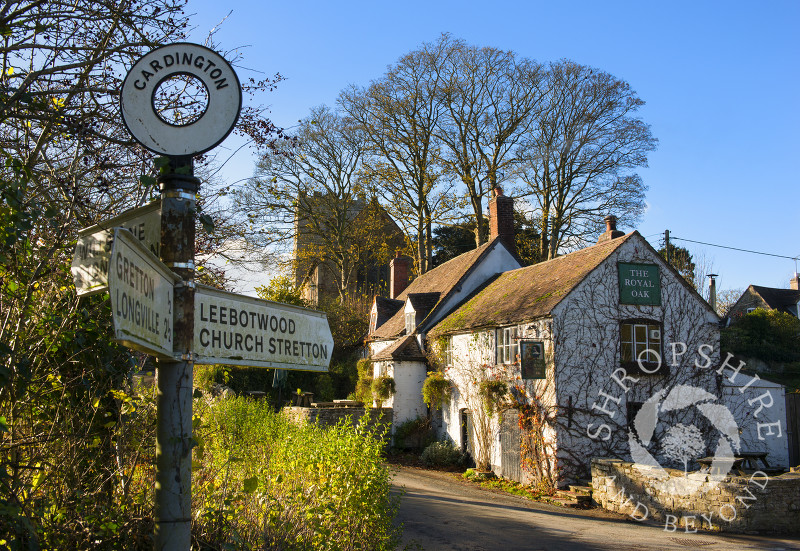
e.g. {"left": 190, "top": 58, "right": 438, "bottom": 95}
{"left": 283, "top": 405, "right": 392, "bottom": 436}
{"left": 592, "top": 459, "right": 800, "bottom": 533}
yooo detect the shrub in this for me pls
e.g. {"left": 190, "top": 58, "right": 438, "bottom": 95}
{"left": 422, "top": 371, "right": 451, "bottom": 409}
{"left": 354, "top": 359, "right": 374, "bottom": 405}
{"left": 393, "top": 416, "right": 435, "bottom": 450}
{"left": 479, "top": 379, "right": 509, "bottom": 416}
{"left": 372, "top": 375, "right": 396, "bottom": 407}
{"left": 193, "top": 396, "right": 400, "bottom": 549}
{"left": 421, "top": 439, "right": 467, "bottom": 469}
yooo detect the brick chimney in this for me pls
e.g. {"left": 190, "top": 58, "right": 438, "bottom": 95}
{"left": 597, "top": 215, "right": 625, "bottom": 244}
{"left": 791, "top": 273, "right": 799, "bottom": 291}
{"left": 389, "top": 252, "right": 411, "bottom": 299}
{"left": 489, "top": 187, "right": 515, "bottom": 255}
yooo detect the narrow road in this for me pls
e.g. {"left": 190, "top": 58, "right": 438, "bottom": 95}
{"left": 391, "top": 466, "right": 800, "bottom": 551}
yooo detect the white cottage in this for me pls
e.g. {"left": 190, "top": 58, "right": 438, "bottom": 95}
{"left": 367, "top": 190, "right": 787, "bottom": 486}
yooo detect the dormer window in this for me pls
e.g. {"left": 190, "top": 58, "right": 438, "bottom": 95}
{"left": 405, "top": 311, "right": 416, "bottom": 334}
{"left": 369, "top": 309, "right": 378, "bottom": 333}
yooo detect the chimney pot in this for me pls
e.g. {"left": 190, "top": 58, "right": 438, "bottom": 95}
{"left": 597, "top": 214, "right": 625, "bottom": 244}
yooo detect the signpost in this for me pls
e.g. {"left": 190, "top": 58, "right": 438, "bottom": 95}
{"left": 121, "top": 42, "right": 243, "bottom": 551}
{"left": 72, "top": 201, "right": 161, "bottom": 296}
{"left": 108, "top": 228, "right": 178, "bottom": 358}
{"left": 194, "top": 284, "right": 333, "bottom": 371}
{"left": 70, "top": 41, "right": 333, "bottom": 550}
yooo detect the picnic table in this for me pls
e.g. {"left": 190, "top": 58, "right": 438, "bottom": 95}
{"left": 696, "top": 451, "right": 769, "bottom": 475}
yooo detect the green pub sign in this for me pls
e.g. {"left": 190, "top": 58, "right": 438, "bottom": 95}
{"left": 618, "top": 262, "right": 661, "bottom": 306}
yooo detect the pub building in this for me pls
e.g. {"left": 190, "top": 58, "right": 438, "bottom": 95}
{"left": 366, "top": 190, "right": 789, "bottom": 486}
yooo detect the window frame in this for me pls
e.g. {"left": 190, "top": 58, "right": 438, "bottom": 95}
{"left": 620, "top": 319, "right": 666, "bottom": 375}
{"left": 496, "top": 326, "right": 519, "bottom": 365}
{"left": 405, "top": 311, "right": 416, "bottom": 334}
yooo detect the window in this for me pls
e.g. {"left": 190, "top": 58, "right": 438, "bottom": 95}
{"left": 405, "top": 312, "right": 416, "bottom": 334}
{"left": 620, "top": 320, "right": 664, "bottom": 374}
{"left": 444, "top": 337, "right": 453, "bottom": 367}
{"left": 496, "top": 326, "right": 519, "bottom": 364}
{"left": 369, "top": 311, "right": 377, "bottom": 333}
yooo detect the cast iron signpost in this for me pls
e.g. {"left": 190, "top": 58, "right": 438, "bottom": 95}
{"left": 69, "top": 43, "right": 336, "bottom": 549}
{"left": 122, "top": 43, "right": 241, "bottom": 551}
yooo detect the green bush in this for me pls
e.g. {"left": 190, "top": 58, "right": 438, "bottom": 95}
{"left": 193, "top": 396, "right": 400, "bottom": 549}
{"left": 422, "top": 371, "right": 451, "bottom": 409}
{"left": 722, "top": 308, "right": 800, "bottom": 363}
{"left": 421, "top": 439, "right": 467, "bottom": 469}
{"left": 372, "top": 375, "right": 396, "bottom": 406}
{"left": 393, "top": 416, "right": 436, "bottom": 450}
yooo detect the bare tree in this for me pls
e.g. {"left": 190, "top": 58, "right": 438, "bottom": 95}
{"left": 433, "top": 34, "right": 545, "bottom": 246}
{"left": 339, "top": 43, "right": 458, "bottom": 275}
{"left": 235, "top": 105, "right": 402, "bottom": 301}
{"left": 518, "top": 60, "right": 657, "bottom": 259}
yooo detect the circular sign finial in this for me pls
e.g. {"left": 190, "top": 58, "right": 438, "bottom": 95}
{"left": 121, "top": 43, "right": 242, "bottom": 157}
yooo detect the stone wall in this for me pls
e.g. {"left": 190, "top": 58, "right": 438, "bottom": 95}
{"left": 592, "top": 458, "right": 800, "bottom": 533}
{"left": 283, "top": 406, "right": 392, "bottom": 436}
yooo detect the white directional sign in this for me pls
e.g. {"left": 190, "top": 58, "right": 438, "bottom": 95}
{"left": 109, "top": 228, "right": 178, "bottom": 359}
{"left": 194, "top": 285, "right": 333, "bottom": 372}
{"left": 72, "top": 201, "right": 161, "bottom": 297}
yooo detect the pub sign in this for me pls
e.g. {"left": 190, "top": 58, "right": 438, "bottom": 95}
{"left": 618, "top": 262, "right": 661, "bottom": 306}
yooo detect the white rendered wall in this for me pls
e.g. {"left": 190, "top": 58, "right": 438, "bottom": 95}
{"left": 723, "top": 375, "right": 789, "bottom": 468}
{"left": 550, "top": 235, "right": 723, "bottom": 483}
{"left": 374, "top": 359, "right": 428, "bottom": 429}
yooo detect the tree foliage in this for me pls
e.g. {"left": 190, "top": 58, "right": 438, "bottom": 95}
{"left": 722, "top": 308, "right": 800, "bottom": 363}
{"left": 339, "top": 41, "right": 459, "bottom": 275}
{"left": 0, "top": 2, "right": 286, "bottom": 545}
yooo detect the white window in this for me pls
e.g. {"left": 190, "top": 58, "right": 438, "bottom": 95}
{"left": 405, "top": 312, "right": 416, "bottom": 334}
{"left": 621, "top": 321, "right": 662, "bottom": 366}
{"left": 444, "top": 337, "right": 453, "bottom": 367}
{"left": 496, "top": 326, "right": 519, "bottom": 364}
{"left": 369, "top": 311, "right": 377, "bottom": 333}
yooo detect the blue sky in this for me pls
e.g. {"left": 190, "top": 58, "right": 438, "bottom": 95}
{"left": 186, "top": 0, "right": 799, "bottom": 294}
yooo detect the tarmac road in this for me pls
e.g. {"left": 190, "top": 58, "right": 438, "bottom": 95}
{"left": 391, "top": 466, "right": 800, "bottom": 551}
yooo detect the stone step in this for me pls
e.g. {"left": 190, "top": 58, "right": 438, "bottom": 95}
{"left": 556, "top": 490, "right": 592, "bottom": 505}
{"left": 568, "top": 484, "right": 593, "bottom": 496}
{"left": 545, "top": 495, "right": 585, "bottom": 508}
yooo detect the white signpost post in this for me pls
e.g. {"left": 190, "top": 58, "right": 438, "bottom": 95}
{"left": 194, "top": 284, "right": 333, "bottom": 371}
{"left": 108, "top": 228, "right": 178, "bottom": 359}
{"left": 72, "top": 201, "right": 161, "bottom": 297}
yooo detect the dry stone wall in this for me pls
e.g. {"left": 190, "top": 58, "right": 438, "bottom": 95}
{"left": 283, "top": 406, "right": 392, "bottom": 436}
{"left": 592, "top": 458, "right": 800, "bottom": 533}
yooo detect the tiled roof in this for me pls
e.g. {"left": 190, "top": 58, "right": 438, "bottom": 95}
{"left": 370, "top": 239, "right": 501, "bottom": 339}
{"left": 430, "top": 233, "right": 636, "bottom": 337}
{"left": 407, "top": 292, "right": 441, "bottom": 317}
{"left": 371, "top": 335, "right": 426, "bottom": 361}
{"left": 374, "top": 296, "right": 403, "bottom": 327}
{"left": 750, "top": 286, "right": 800, "bottom": 314}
